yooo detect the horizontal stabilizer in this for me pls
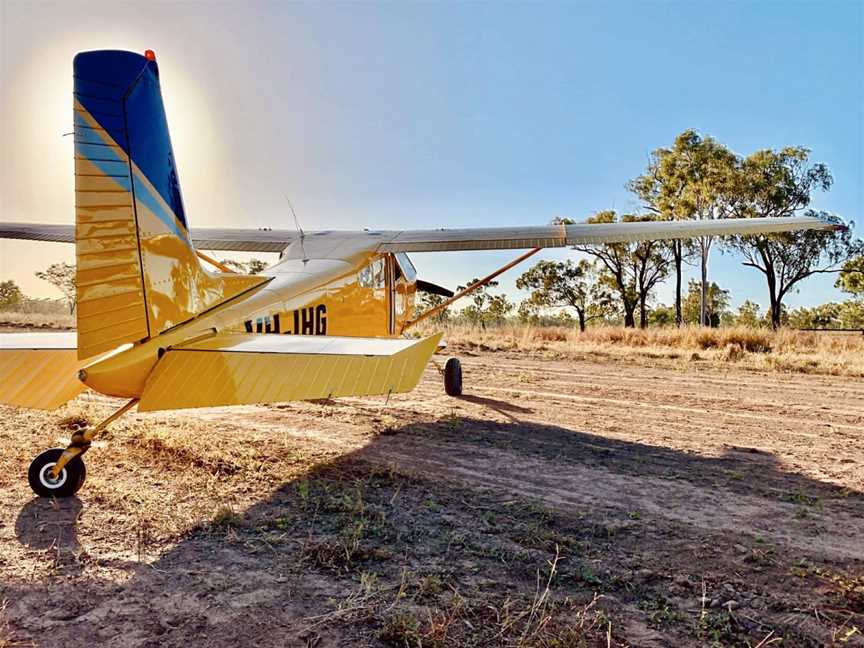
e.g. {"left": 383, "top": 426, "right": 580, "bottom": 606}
{"left": 0, "top": 333, "right": 86, "bottom": 409}
{"left": 138, "top": 333, "right": 442, "bottom": 411}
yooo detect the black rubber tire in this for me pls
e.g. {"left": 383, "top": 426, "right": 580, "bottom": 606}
{"left": 27, "top": 448, "right": 86, "bottom": 498}
{"left": 444, "top": 357, "right": 463, "bottom": 396}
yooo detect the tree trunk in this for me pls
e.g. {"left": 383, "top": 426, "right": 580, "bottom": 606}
{"left": 699, "top": 239, "right": 709, "bottom": 327}
{"left": 771, "top": 302, "right": 782, "bottom": 329}
{"left": 766, "top": 273, "right": 781, "bottom": 330}
{"left": 577, "top": 309, "right": 586, "bottom": 333}
{"left": 623, "top": 304, "right": 636, "bottom": 328}
{"left": 639, "top": 296, "right": 648, "bottom": 329}
{"left": 674, "top": 242, "right": 683, "bottom": 327}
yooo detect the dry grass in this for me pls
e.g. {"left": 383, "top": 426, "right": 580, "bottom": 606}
{"left": 0, "top": 310, "right": 74, "bottom": 330}
{"left": 425, "top": 323, "right": 864, "bottom": 377}
{"left": 0, "top": 599, "right": 31, "bottom": 648}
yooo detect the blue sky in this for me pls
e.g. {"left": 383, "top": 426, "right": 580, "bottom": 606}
{"left": 1, "top": 0, "right": 861, "bottom": 312}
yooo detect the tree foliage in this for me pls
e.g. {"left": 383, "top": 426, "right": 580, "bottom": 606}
{"left": 484, "top": 294, "right": 514, "bottom": 325}
{"left": 682, "top": 280, "right": 730, "bottom": 327}
{"left": 0, "top": 280, "right": 23, "bottom": 310}
{"left": 456, "top": 279, "right": 504, "bottom": 327}
{"left": 515, "top": 259, "right": 611, "bottom": 331}
{"left": 648, "top": 304, "right": 676, "bottom": 327}
{"left": 35, "top": 263, "right": 77, "bottom": 314}
{"left": 734, "top": 300, "right": 763, "bottom": 328}
{"left": 223, "top": 258, "right": 269, "bottom": 274}
{"left": 418, "top": 292, "right": 451, "bottom": 324}
{"left": 837, "top": 256, "right": 864, "bottom": 298}
{"left": 787, "top": 302, "right": 864, "bottom": 330}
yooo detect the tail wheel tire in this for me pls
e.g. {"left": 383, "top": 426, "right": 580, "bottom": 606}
{"left": 27, "top": 448, "right": 86, "bottom": 498}
{"left": 444, "top": 357, "right": 463, "bottom": 396}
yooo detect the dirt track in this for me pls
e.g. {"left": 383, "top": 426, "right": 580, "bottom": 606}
{"left": 1, "top": 349, "right": 863, "bottom": 646}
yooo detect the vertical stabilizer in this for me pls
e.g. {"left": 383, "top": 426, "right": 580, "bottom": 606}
{"left": 72, "top": 50, "right": 265, "bottom": 359}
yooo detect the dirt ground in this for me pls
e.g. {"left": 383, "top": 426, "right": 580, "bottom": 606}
{"left": 1, "top": 346, "right": 862, "bottom": 647}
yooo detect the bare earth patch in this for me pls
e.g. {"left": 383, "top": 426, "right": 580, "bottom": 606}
{"left": 1, "top": 348, "right": 862, "bottom": 646}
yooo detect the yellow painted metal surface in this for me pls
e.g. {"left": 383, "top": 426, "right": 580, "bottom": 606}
{"left": 224, "top": 254, "right": 408, "bottom": 339}
{"left": 0, "top": 349, "right": 86, "bottom": 410}
{"left": 77, "top": 254, "right": 424, "bottom": 402}
{"left": 130, "top": 164, "right": 266, "bottom": 335}
{"left": 74, "top": 100, "right": 266, "bottom": 360}
{"left": 137, "top": 333, "right": 441, "bottom": 411}
{"left": 74, "top": 101, "right": 150, "bottom": 360}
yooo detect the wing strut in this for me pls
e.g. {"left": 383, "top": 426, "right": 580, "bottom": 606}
{"left": 195, "top": 249, "right": 237, "bottom": 273}
{"left": 401, "top": 247, "right": 542, "bottom": 333}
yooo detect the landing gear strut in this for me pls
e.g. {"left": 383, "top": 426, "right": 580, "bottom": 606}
{"left": 444, "top": 357, "right": 463, "bottom": 397}
{"left": 27, "top": 398, "right": 139, "bottom": 498}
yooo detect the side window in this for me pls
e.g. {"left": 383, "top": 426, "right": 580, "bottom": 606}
{"left": 359, "top": 257, "right": 386, "bottom": 289}
{"left": 359, "top": 264, "right": 373, "bottom": 288}
{"left": 373, "top": 258, "right": 385, "bottom": 288}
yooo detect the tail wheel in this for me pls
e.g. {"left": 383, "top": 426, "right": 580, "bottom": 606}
{"left": 444, "top": 357, "right": 463, "bottom": 396}
{"left": 27, "top": 448, "right": 86, "bottom": 498}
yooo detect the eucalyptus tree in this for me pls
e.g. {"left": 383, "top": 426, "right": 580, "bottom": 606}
{"left": 629, "top": 130, "right": 739, "bottom": 327}
{"left": 726, "top": 147, "right": 859, "bottom": 328}
{"left": 35, "top": 262, "right": 77, "bottom": 314}
{"left": 565, "top": 211, "right": 669, "bottom": 328}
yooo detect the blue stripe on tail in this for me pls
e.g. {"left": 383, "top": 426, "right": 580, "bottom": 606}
{"left": 73, "top": 50, "right": 188, "bottom": 230}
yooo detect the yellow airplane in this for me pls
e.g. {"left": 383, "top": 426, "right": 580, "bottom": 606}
{"left": 0, "top": 49, "right": 838, "bottom": 498}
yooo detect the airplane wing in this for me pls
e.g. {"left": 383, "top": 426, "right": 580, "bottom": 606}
{"left": 137, "top": 332, "right": 442, "bottom": 411}
{"left": 1, "top": 215, "right": 838, "bottom": 255}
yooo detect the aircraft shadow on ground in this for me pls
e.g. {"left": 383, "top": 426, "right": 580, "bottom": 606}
{"left": 5, "top": 414, "right": 863, "bottom": 646}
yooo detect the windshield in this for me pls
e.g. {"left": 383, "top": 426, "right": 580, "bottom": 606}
{"left": 394, "top": 252, "right": 417, "bottom": 283}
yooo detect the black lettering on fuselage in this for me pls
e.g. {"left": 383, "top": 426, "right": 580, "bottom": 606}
{"left": 315, "top": 304, "right": 327, "bottom": 335}
{"left": 301, "top": 307, "right": 314, "bottom": 335}
{"left": 243, "top": 305, "right": 328, "bottom": 337}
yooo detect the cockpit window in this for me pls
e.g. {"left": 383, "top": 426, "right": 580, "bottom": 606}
{"left": 394, "top": 252, "right": 417, "bottom": 283}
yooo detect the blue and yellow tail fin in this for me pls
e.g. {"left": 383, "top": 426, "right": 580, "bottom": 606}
{"left": 73, "top": 50, "right": 265, "bottom": 359}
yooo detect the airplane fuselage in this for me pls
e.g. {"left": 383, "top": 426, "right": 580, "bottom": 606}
{"left": 80, "top": 251, "right": 418, "bottom": 398}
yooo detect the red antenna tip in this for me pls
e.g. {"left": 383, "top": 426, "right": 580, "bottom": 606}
{"left": 144, "top": 49, "right": 156, "bottom": 61}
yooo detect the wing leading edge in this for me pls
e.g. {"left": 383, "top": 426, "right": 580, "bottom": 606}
{"left": 1, "top": 215, "right": 837, "bottom": 256}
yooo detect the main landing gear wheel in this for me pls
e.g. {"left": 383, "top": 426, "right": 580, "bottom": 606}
{"left": 444, "top": 357, "right": 463, "bottom": 396}
{"left": 27, "top": 449, "right": 86, "bottom": 498}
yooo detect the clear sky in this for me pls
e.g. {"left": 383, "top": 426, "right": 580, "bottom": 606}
{"left": 1, "top": 0, "right": 861, "bottom": 312}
